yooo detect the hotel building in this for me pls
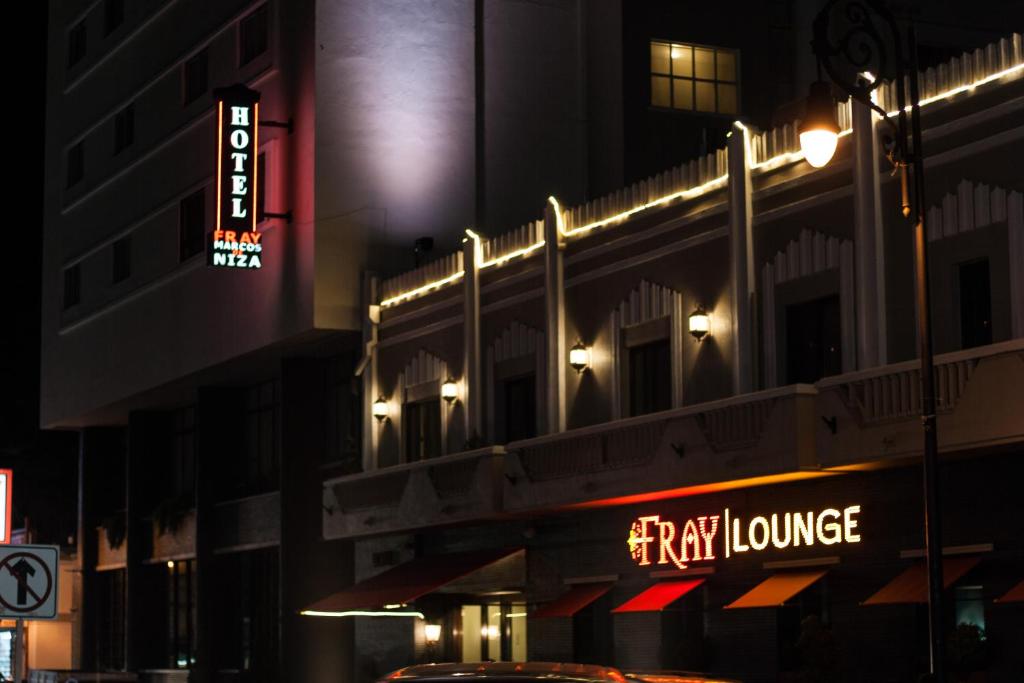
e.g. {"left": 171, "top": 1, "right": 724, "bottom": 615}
{"left": 40, "top": 1, "right": 1023, "bottom": 682}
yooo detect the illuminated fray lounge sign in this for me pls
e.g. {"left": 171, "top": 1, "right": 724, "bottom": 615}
{"left": 627, "top": 505, "right": 862, "bottom": 570}
{"left": 209, "top": 84, "right": 262, "bottom": 269}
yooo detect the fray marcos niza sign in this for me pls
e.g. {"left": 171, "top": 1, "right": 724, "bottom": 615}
{"left": 627, "top": 505, "right": 862, "bottom": 570}
{"left": 209, "top": 84, "right": 262, "bottom": 269}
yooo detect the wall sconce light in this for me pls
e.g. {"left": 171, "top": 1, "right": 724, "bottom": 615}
{"left": 372, "top": 396, "right": 389, "bottom": 422}
{"left": 441, "top": 377, "right": 458, "bottom": 403}
{"left": 688, "top": 305, "right": 711, "bottom": 342}
{"left": 798, "top": 80, "right": 840, "bottom": 168}
{"left": 569, "top": 341, "right": 590, "bottom": 373}
{"left": 424, "top": 623, "right": 442, "bottom": 644}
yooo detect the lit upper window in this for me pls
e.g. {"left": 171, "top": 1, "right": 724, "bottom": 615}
{"left": 650, "top": 41, "right": 738, "bottom": 115}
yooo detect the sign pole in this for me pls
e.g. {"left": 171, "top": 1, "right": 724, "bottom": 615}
{"left": 13, "top": 618, "right": 24, "bottom": 683}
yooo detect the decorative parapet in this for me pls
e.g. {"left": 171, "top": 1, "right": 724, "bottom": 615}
{"left": 322, "top": 447, "right": 505, "bottom": 539}
{"left": 562, "top": 147, "right": 728, "bottom": 238}
{"left": 815, "top": 339, "right": 1024, "bottom": 467}
{"left": 380, "top": 250, "right": 464, "bottom": 307}
{"left": 375, "top": 33, "right": 1022, "bottom": 311}
{"left": 696, "top": 399, "right": 776, "bottom": 452}
{"left": 504, "top": 385, "right": 818, "bottom": 512}
{"left": 480, "top": 219, "right": 545, "bottom": 266}
{"left": 876, "top": 33, "right": 1022, "bottom": 112}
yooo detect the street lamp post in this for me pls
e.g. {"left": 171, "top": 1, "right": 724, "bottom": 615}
{"left": 801, "top": 1, "right": 945, "bottom": 679}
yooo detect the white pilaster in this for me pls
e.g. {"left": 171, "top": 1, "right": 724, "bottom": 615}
{"left": 544, "top": 200, "right": 567, "bottom": 433}
{"left": 852, "top": 97, "right": 887, "bottom": 367}
{"left": 727, "top": 122, "right": 755, "bottom": 393}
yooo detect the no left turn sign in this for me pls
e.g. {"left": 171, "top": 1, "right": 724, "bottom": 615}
{"left": 0, "top": 545, "right": 59, "bottom": 620}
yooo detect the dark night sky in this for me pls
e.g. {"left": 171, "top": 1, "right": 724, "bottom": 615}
{"left": 1, "top": 3, "right": 78, "bottom": 544}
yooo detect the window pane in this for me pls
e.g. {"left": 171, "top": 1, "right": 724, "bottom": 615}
{"left": 179, "top": 189, "right": 205, "bottom": 261}
{"left": 673, "top": 78, "right": 694, "bottom": 110}
{"left": 785, "top": 295, "right": 842, "bottom": 384}
{"left": 694, "top": 47, "right": 715, "bottom": 80}
{"left": 959, "top": 259, "right": 992, "bottom": 349}
{"left": 650, "top": 42, "right": 670, "bottom": 75}
{"left": 716, "top": 49, "right": 737, "bottom": 82}
{"left": 67, "top": 142, "right": 84, "bottom": 188}
{"left": 503, "top": 375, "right": 536, "bottom": 442}
{"left": 651, "top": 76, "right": 670, "bottom": 107}
{"left": 112, "top": 236, "right": 131, "bottom": 283}
{"left": 184, "top": 50, "right": 208, "bottom": 105}
{"left": 954, "top": 586, "right": 985, "bottom": 630}
{"left": 105, "top": 0, "right": 124, "bottom": 35}
{"left": 670, "top": 44, "right": 692, "bottom": 77}
{"left": 68, "top": 22, "right": 87, "bottom": 68}
{"left": 510, "top": 603, "right": 527, "bottom": 662}
{"left": 461, "top": 606, "right": 482, "bottom": 662}
{"left": 240, "top": 5, "right": 269, "bottom": 66}
{"left": 695, "top": 80, "right": 715, "bottom": 112}
{"left": 63, "top": 265, "right": 81, "bottom": 309}
{"left": 628, "top": 339, "right": 671, "bottom": 417}
{"left": 485, "top": 605, "right": 502, "bottom": 661}
{"left": 717, "top": 83, "right": 738, "bottom": 114}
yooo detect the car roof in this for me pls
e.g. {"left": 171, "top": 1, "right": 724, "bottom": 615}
{"left": 381, "top": 663, "right": 627, "bottom": 683}
{"left": 624, "top": 672, "right": 740, "bottom": 683}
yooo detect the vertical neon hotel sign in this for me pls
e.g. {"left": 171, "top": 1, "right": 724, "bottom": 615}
{"left": 209, "top": 85, "right": 263, "bottom": 269}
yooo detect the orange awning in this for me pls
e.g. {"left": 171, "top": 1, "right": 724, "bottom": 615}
{"left": 302, "top": 548, "right": 521, "bottom": 615}
{"left": 532, "top": 582, "right": 615, "bottom": 618}
{"left": 862, "top": 556, "right": 981, "bottom": 605}
{"left": 724, "top": 570, "right": 827, "bottom": 609}
{"left": 611, "top": 579, "right": 705, "bottom": 613}
{"left": 995, "top": 580, "right": 1024, "bottom": 604}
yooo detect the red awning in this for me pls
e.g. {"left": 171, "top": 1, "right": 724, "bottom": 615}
{"left": 532, "top": 582, "right": 614, "bottom": 618}
{"left": 862, "top": 556, "right": 981, "bottom": 605}
{"left": 302, "top": 548, "right": 521, "bottom": 615}
{"left": 611, "top": 579, "right": 704, "bottom": 613}
{"left": 725, "top": 570, "right": 827, "bottom": 609}
{"left": 994, "top": 580, "right": 1024, "bottom": 604}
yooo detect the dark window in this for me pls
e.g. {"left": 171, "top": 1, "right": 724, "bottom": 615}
{"left": 96, "top": 569, "right": 126, "bottom": 670}
{"left": 215, "top": 548, "right": 280, "bottom": 678}
{"left": 257, "top": 152, "right": 266, "bottom": 222}
{"left": 167, "top": 559, "right": 196, "bottom": 669}
{"left": 239, "top": 5, "right": 269, "bottom": 66}
{"left": 170, "top": 408, "right": 196, "bottom": 503}
{"left": 628, "top": 338, "right": 671, "bottom": 416}
{"left": 786, "top": 295, "right": 841, "bottom": 384}
{"left": 573, "top": 590, "right": 614, "bottom": 665}
{"left": 111, "top": 236, "right": 131, "bottom": 283}
{"left": 958, "top": 259, "right": 992, "bottom": 349}
{"left": 67, "top": 141, "right": 85, "bottom": 188}
{"left": 502, "top": 375, "right": 536, "bottom": 442}
{"left": 404, "top": 399, "right": 442, "bottom": 462}
{"left": 178, "top": 189, "right": 205, "bottom": 261}
{"left": 242, "top": 381, "right": 280, "bottom": 495}
{"left": 954, "top": 585, "right": 985, "bottom": 632}
{"left": 67, "top": 21, "right": 87, "bottom": 68}
{"left": 63, "top": 264, "right": 81, "bottom": 309}
{"left": 104, "top": 0, "right": 124, "bottom": 35}
{"left": 183, "top": 49, "right": 208, "bottom": 105}
{"left": 325, "top": 355, "right": 361, "bottom": 468}
{"left": 777, "top": 579, "right": 829, "bottom": 674}
{"left": 114, "top": 103, "right": 134, "bottom": 154}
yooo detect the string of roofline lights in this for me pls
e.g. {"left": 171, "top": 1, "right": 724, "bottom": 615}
{"left": 378, "top": 60, "right": 1023, "bottom": 309}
